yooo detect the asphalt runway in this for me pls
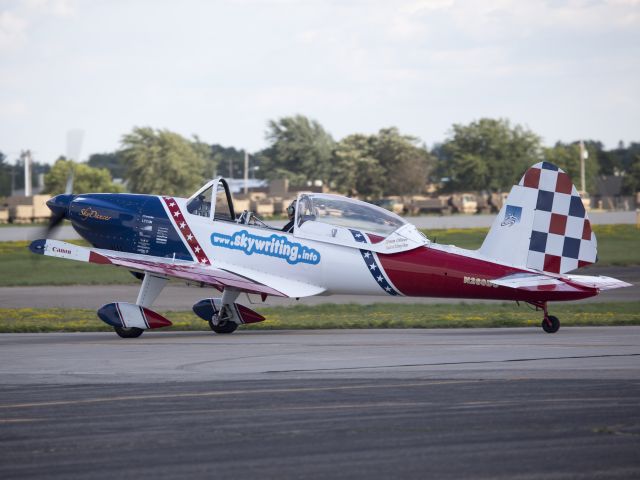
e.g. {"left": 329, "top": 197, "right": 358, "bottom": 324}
{"left": 1, "top": 328, "right": 639, "bottom": 478}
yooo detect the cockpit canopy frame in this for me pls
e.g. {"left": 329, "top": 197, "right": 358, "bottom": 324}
{"left": 293, "top": 193, "right": 428, "bottom": 254}
{"left": 186, "top": 178, "right": 235, "bottom": 222}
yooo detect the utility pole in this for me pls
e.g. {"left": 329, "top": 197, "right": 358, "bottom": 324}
{"left": 21, "top": 150, "right": 32, "bottom": 197}
{"left": 579, "top": 140, "right": 587, "bottom": 194}
{"left": 10, "top": 163, "right": 16, "bottom": 196}
{"left": 244, "top": 151, "right": 249, "bottom": 194}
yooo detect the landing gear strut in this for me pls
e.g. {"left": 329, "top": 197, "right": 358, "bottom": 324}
{"left": 530, "top": 301, "right": 560, "bottom": 334}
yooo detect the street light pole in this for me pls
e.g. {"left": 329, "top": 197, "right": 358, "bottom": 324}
{"left": 22, "top": 150, "right": 32, "bottom": 197}
{"left": 579, "top": 140, "right": 586, "bottom": 194}
{"left": 244, "top": 151, "right": 249, "bottom": 194}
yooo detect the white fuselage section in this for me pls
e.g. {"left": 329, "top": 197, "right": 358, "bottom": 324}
{"left": 166, "top": 197, "right": 403, "bottom": 297}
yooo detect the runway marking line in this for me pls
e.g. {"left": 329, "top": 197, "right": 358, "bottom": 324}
{"left": 0, "top": 380, "right": 478, "bottom": 410}
{"left": 269, "top": 352, "right": 640, "bottom": 373}
{"left": 0, "top": 418, "right": 42, "bottom": 423}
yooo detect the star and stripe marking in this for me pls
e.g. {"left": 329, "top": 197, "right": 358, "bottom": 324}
{"left": 162, "top": 196, "right": 211, "bottom": 265}
{"left": 349, "top": 229, "right": 400, "bottom": 296}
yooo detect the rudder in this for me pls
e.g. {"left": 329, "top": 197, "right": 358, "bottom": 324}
{"left": 479, "top": 162, "right": 597, "bottom": 274}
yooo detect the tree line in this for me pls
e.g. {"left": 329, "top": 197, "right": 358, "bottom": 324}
{"left": 1, "top": 116, "right": 639, "bottom": 198}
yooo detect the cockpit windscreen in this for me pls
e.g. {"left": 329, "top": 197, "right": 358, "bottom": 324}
{"left": 298, "top": 194, "right": 407, "bottom": 236}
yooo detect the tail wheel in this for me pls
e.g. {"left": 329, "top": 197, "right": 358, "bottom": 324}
{"left": 542, "top": 315, "right": 560, "bottom": 334}
{"left": 114, "top": 326, "right": 144, "bottom": 338}
{"left": 208, "top": 319, "right": 238, "bottom": 334}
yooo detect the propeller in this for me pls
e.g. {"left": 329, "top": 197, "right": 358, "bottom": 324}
{"left": 44, "top": 199, "right": 67, "bottom": 235}
{"left": 41, "top": 130, "right": 84, "bottom": 238}
{"left": 64, "top": 128, "right": 83, "bottom": 195}
{"left": 64, "top": 167, "right": 75, "bottom": 195}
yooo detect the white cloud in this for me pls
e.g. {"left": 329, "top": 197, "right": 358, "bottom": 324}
{"left": 0, "top": 11, "right": 28, "bottom": 51}
{"left": 0, "top": 100, "right": 28, "bottom": 116}
{"left": 0, "top": 0, "right": 75, "bottom": 51}
{"left": 23, "top": 0, "right": 76, "bottom": 17}
{"left": 399, "top": 0, "right": 455, "bottom": 14}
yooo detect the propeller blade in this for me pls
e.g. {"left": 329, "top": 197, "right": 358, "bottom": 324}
{"left": 39, "top": 194, "right": 74, "bottom": 238}
{"left": 66, "top": 129, "right": 84, "bottom": 163}
{"left": 64, "top": 168, "right": 74, "bottom": 195}
{"left": 65, "top": 129, "right": 82, "bottom": 196}
{"left": 46, "top": 211, "right": 66, "bottom": 235}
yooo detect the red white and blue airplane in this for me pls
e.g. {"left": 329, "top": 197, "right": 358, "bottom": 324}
{"left": 30, "top": 162, "right": 630, "bottom": 337}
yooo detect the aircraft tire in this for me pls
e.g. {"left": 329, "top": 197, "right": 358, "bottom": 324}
{"left": 114, "top": 326, "right": 144, "bottom": 338}
{"left": 542, "top": 315, "right": 560, "bottom": 334}
{"left": 209, "top": 320, "right": 238, "bottom": 334}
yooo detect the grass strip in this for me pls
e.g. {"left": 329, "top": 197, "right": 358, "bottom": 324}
{"left": 1, "top": 302, "right": 639, "bottom": 333}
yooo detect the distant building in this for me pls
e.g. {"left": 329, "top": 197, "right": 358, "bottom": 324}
{"left": 593, "top": 175, "right": 635, "bottom": 210}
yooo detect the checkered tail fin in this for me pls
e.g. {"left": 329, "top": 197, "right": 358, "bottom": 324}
{"left": 479, "top": 162, "right": 597, "bottom": 274}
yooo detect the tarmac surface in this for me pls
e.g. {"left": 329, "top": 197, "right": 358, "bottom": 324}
{"left": 1, "top": 265, "right": 637, "bottom": 309}
{"left": 1, "top": 327, "right": 639, "bottom": 478}
{"left": 0, "top": 210, "right": 635, "bottom": 241}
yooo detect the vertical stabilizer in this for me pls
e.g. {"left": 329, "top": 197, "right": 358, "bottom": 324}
{"left": 479, "top": 162, "right": 597, "bottom": 274}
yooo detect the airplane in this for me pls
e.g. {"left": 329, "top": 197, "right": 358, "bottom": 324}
{"left": 29, "top": 162, "right": 631, "bottom": 338}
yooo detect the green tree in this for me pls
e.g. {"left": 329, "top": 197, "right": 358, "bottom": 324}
{"left": 438, "top": 118, "right": 542, "bottom": 192}
{"left": 211, "top": 144, "right": 245, "bottom": 178}
{"left": 604, "top": 142, "right": 640, "bottom": 175}
{"left": 192, "top": 136, "right": 217, "bottom": 180}
{"left": 622, "top": 155, "right": 640, "bottom": 195}
{"left": 259, "top": 115, "right": 334, "bottom": 185}
{"left": 0, "top": 151, "right": 11, "bottom": 197}
{"left": 332, "top": 134, "right": 386, "bottom": 198}
{"left": 332, "top": 128, "right": 432, "bottom": 198}
{"left": 543, "top": 142, "right": 598, "bottom": 194}
{"left": 43, "top": 157, "right": 124, "bottom": 195}
{"left": 371, "top": 128, "right": 432, "bottom": 196}
{"left": 119, "top": 127, "right": 207, "bottom": 196}
{"left": 87, "top": 152, "right": 126, "bottom": 180}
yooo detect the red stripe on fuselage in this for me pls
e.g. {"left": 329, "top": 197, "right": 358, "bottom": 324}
{"left": 89, "top": 251, "right": 112, "bottom": 265}
{"left": 376, "top": 246, "right": 596, "bottom": 302}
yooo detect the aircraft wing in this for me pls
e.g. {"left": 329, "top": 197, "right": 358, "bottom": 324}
{"left": 492, "top": 272, "right": 631, "bottom": 293}
{"left": 29, "top": 239, "right": 325, "bottom": 298}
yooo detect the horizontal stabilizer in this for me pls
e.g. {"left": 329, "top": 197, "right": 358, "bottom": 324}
{"left": 492, "top": 272, "right": 631, "bottom": 293}
{"left": 492, "top": 273, "right": 593, "bottom": 293}
{"left": 564, "top": 274, "right": 633, "bottom": 291}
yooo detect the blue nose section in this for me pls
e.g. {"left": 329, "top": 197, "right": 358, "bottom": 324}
{"left": 46, "top": 194, "right": 74, "bottom": 217}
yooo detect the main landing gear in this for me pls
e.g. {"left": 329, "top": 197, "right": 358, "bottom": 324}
{"left": 208, "top": 316, "right": 238, "bottom": 334}
{"left": 114, "top": 326, "right": 144, "bottom": 338}
{"left": 529, "top": 301, "right": 560, "bottom": 334}
{"left": 209, "top": 289, "right": 241, "bottom": 334}
{"left": 542, "top": 315, "right": 560, "bottom": 334}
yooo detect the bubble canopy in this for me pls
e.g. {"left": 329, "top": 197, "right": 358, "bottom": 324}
{"left": 295, "top": 193, "right": 408, "bottom": 237}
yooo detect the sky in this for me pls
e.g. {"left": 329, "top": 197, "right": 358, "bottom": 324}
{"left": 0, "top": 0, "right": 639, "bottom": 164}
